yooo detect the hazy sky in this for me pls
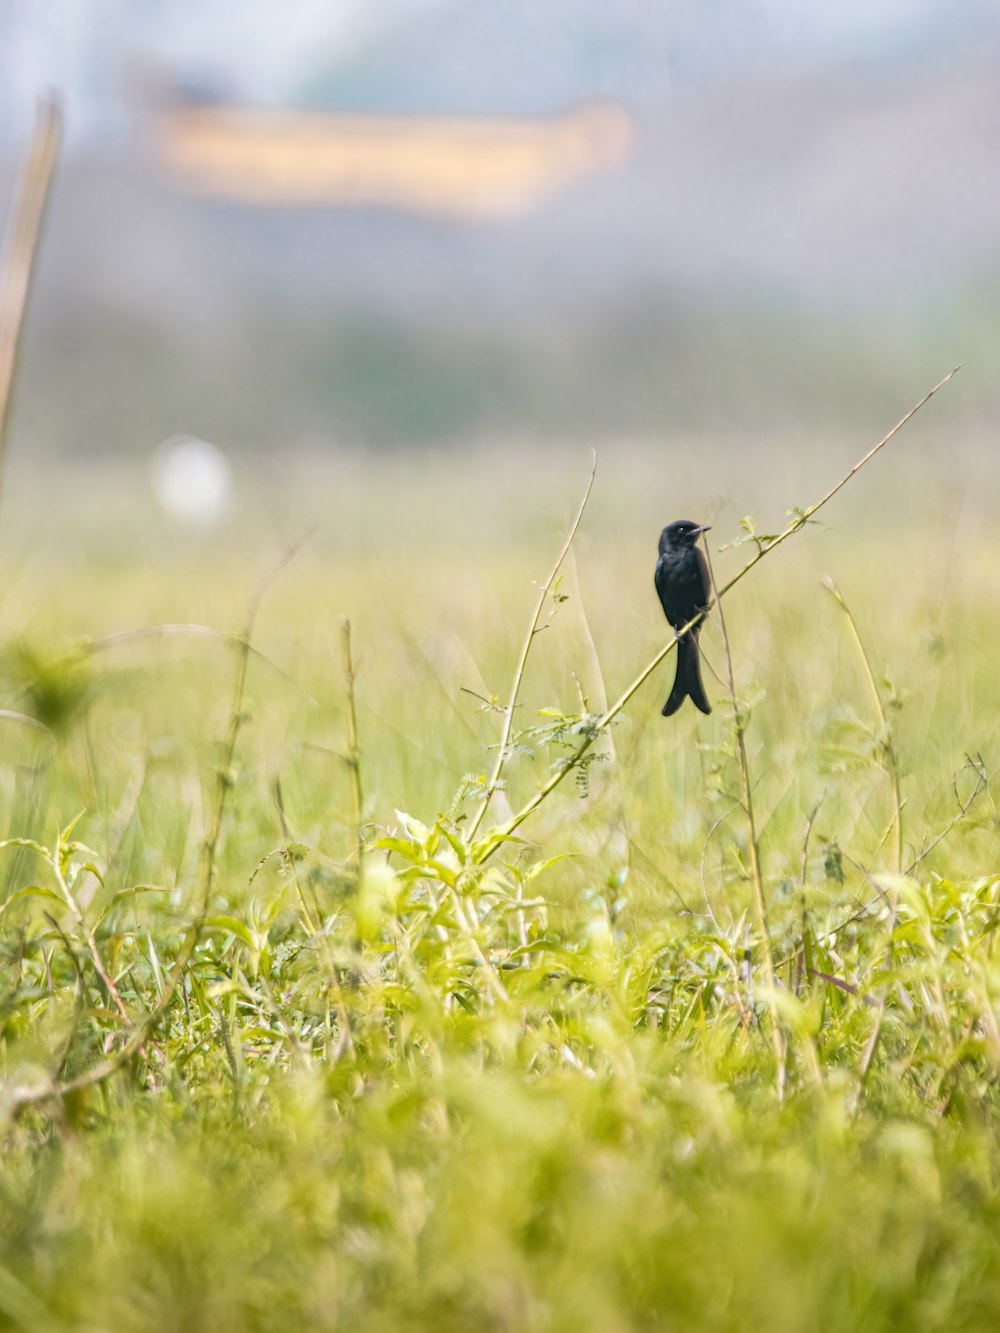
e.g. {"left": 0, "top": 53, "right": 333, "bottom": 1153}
{"left": 0, "top": 0, "right": 994, "bottom": 146}
{"left": 0, "top": 0, "right": 388, "bottom": 143}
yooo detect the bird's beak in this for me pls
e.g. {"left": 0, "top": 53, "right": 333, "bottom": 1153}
{"left": 697, "top": 524, "right": 712, "bottom": 535}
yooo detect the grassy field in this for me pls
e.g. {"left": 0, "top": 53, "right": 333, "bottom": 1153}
{"left": 2, "top": 408, "right": 1000, "bottom": 1330}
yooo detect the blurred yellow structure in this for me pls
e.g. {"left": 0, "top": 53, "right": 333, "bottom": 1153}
{"left": 150, "top": 100, "right": 632, "bottom": 217}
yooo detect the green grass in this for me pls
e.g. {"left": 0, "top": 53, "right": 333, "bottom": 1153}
{"left": 2, "top": 429, "right": 1000, "bottom": 1331}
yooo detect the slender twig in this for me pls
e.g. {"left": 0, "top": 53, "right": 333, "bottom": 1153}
{"left": 904, "top": 753, "right": 987, "bottom": 877}
{"left": 40, "top": 910, "right": 95, "bottom": 1082}
{"left": 50, "top": 847, "right": 133, "bottom": 1028}
{"left": 704, "top": 545, "right": 771, "bottom": 957}
{"left": 0, "top": 95, "right": 61, "bottom": 507}
{"left": 474, "top": 370, "right": 958, "bottom": 861}
{"left": 698, "top": 798, "right": 752, "bottom": 1026}
{"left": 704, "top": 543, "right": 785, "bottom": 1094}
{"left": 795, "top": 801, "right": 822, "bottom": 995}
{"left": 569, "top": 547, "right": 616, "bottom": 775}
{"left": 273, "top": 777, "right": 354, "bottom": 1062}
{"left": 800, "top": 801, "right": 822, "bottom": 889}
{"left": 699, "top": 798, "right": 743, "bottom": 921}
{"left": 86, "top": 623, "right": 316, "bottom": 700}
{"left": 858, "top": 992, "right": 888, "bottom": 1082}
{"left": 272, "top": 779, "right": 320, "bottom": 937}
{"left": 466, "top": 450, "right": 597, "bottom": 842}
{"left": 448, "top": 888, "right": 509, "bottom": 1005}
{"left": 341, "top": 617, "right": 365, "bottom": 868}
{"left": 823, "top": 578, "right": 903, "bottom": 873}
{"left": 0, "top": 710, "right": 55, "bottom": 743}
{"left": 820, "top": 578, "right": 909, "bottom": 1082}
{"left": 806, "top": 968, "right": 879, "bottom": 1008}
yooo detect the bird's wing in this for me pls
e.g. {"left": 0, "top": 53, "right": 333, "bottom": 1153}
{"left": 653, "top": 555, "right": 672, "bottom": 620}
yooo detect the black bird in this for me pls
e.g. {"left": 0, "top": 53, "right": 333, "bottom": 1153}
{"left": 654, "top": 519, "right": 712, "bottom": 717}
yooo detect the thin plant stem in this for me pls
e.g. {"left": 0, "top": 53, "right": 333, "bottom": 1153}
{"left": 904, "top": 754, "right": 987, "bottom": 876}
{"left": 823, "top": 578, "right": 903, "bottom": 873}
{"left": 795, "top": 802, "right": 821, "bottom": 996}
{"left": 0, "top": 96, "right": 61, "bottom": 508}
{"left": 50, "top": 847, "right": 133, "bottom": 1029}
{"left": 341, "top": 617, "right": 365, "bottom": 868}
{"left": 86, "top": 624, "right": 315, "bottom": 700}
{"left": 466, "top": 450, "right": 597, "bottom": 843}
{"left": 703, "top": 544, "right": 771, "bottom": 953}
{"left": 703, "top": 543, "right": 786, "bottom": 1095}
{"left": 273, "top": 777, "right": 354, "bottom": 1062}
{"left": 448, "top": 888, "right": 509, "bottom": 1005}
{"left": 827, "top": 575, "right": 943, "bottom": 1085}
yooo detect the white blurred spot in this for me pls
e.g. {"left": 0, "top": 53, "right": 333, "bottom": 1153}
{"left": 150, "top": 435, "right": 233, "bottom": 529}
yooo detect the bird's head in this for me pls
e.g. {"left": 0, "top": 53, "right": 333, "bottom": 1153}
{"left": 659, "top": 519, "right": 710, "bottom": 553}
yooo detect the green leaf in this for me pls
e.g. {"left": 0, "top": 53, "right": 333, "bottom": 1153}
{"left": 203, "top": 916, "right": 256, "bottom": 949}
{"left": 0, "top": 837, "right": 52, "bottom": 861}
{"left": 59, "top": 812, "right": 87, "bottom": 845}
{"left": 108, "top": 883, "right": 169, "bottom": 903}
{"left": 394, "top": 811, "right": 431, "bottom": 844}
{"left": 525, "top": 853, "right": 576, "bottom": 884}
{"left": 375, "top": 837, "right": 427, "bottom": 864}
{"left": 0, "top": 884, "right": 65, "bottom": 916}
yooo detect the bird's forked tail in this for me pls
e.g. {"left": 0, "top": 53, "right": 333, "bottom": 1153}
{"left": 661, "top": 632, "right": 711, "bottom": 717}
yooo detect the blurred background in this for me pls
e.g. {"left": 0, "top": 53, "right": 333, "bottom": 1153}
{"left": 1, "top": 0, "right": 1000, "bottom": 1035}
{"left": 1, "top": 0, "right": 997, "bottom": 476}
